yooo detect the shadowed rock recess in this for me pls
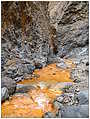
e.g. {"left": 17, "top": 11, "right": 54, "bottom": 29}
{"left": 1, "top": 1, "right": 89, "bottom": 118}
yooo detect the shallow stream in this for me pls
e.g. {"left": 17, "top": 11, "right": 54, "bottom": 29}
{"left": 2, "top": 61, "right": 74, "bottom": 118}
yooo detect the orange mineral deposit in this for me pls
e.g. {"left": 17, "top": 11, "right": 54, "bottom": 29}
{"left": 2, "top": 62, "right": 74, "bottom": 118}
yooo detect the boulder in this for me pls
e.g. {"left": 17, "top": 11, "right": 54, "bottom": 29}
{"left": 1, "top": 87, "right": 9, "bottom": 102}
{"left": 1, "top": 77, "right": 16, "bottom": 95}
{"left": 78, "top": 90, "right": 88, "bottom": 105}
{"left": 60, "top": 105, "right": 89, "bottom": 118}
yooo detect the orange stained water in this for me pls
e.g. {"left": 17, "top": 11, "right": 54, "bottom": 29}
{"left": 2, "top": 62, "right": 74, "bottom": 118}
{"left": 18, "top": 63, "right": 73, "bottom": 85}
{"left": 2, "top": 88, "right": 62, "bottom": 118}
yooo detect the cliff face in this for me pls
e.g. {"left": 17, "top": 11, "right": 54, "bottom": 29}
{"left": 49, "top": 1, "right": 89, "bottom": 57}
{"left": 1, "top": 2, "right": 48, "bottom": 54}
{"left": 2, "top": 1, "right": 88, "bottom": 59}
{"left": 2, "top": 1, "right": 58, "bottom": 62}
{"left": 48, "top": 1, "right": 89, "bottom": 93}
{"left": 1, "top": 1, "right": 89, "bottom": 77}
{"left": 1, "top": 1, "right": 59, "bottom": 85}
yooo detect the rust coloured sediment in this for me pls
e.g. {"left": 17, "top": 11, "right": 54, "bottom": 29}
{"left": 2, "top": 62, "right": 74, "bottom": 118}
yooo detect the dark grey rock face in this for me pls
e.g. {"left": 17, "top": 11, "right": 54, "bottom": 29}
{"left": 27, "top": 64, "right": 35, "bottom": 72}
{"left": 34, "top": 62, "right": 43, "bottom": 69}
{"left": 1, "top": 87, "right": 9, "bottom": 102}
{"left": 23, "top": 64, "right": 35, "bottom": 74}
{"left": 49, "top": 1, "right": 89, "bottom": 57}
{"left": 70, "top": 54, "right": 89, "bottom": 91}
{"left": 1, "top": 56, "right": 6, "bottom": 72}
{"left": 1, "top": 1, "right": 52, "bottom": 86}
{"left": 5, "top": 66, "right": 18, "bottom": 79}
{"left": 1, "top": 77, "right": 16, "bottom": 95}
{"left": 60, "top": 105, "right": 89, "bottom": 118}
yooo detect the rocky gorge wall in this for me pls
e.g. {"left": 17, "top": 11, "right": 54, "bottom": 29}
{"left": 49, "top": 1, "right": 89, "bottom": 57}
{"left": 1, "top": 1, "right": 89, "bottom": 104}
{"left": 1, "top": 1, "right": 56, "bottom": 83}
{"left": 48, "top": 1, "right": 89, "bottom": 92}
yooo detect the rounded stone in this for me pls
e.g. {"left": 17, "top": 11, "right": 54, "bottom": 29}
{"left": 1, "top": 87, "right": 9, "bottom": 102}
{"left": 56, "top": 96, "right": 64, "bottom": 103}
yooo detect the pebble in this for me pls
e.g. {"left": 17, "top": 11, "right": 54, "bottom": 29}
{"left": 43, "top": 112, "right": 55, "bottom": 118}
{"left": 75, "top": 87, "right": 80, "bottom": 92}
{"left": 56, "top": 96, "right": 64, "bottom": 103}
{"left": 53, "top": 100, "right": 63, "bottom": 109}
{"left": 63, "top": 96, "right": 71, "bottom": 103}
{"left": 56, "top": 62, "right": 67, "bottom": 69}
{"left": 14, "top": 76, "right": 24, "bottom": 82}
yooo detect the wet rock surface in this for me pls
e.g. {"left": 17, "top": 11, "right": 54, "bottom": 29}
{"left": 16, "top": 84, "right": 36, "bottom": 93}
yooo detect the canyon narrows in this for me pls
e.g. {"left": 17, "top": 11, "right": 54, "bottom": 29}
{"left": 1, "top": 1, "right": 89, "bottom": 118}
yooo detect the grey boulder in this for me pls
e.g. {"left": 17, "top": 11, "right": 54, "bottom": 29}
{"left": 1, "top": 77, "right": 16, "bottom": 95}
{"left": 78, "top": 90, "right": 88, "bottom": 105}
{"left": 1, "top": 87, "right": 9, "bottom": 102}
{"left": 60, "top": 105, "right": 89, "bottom": 118}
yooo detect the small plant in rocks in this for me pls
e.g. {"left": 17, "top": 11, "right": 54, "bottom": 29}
{"left": 62, "top": 85, "right": 72, "bottom": 93}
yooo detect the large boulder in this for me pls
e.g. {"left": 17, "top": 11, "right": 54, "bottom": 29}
{"left": 1, "top": 87, "right": 9, "bottom": 102}
{"left": 78, "top": 90, "right": 88, "bottom": 105}
{"left": 60, "top": 105, "right": 89, "bottom": 118}
{"left": 1, "top": 77, "right": 16, "bottom": 96}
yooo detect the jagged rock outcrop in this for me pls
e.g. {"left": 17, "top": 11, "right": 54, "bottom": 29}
{"left": 49, "top": 1, "right": 89, "bottom": 57}
{"left": 1, "top": 1, "right": 58, "bottom": 83}
{"left": 48, "top": 1, "right": 89, "bottom": 92}
{"left": 1, "top": 1, "right": 57, "bottom": 58}
{"left": 1, "top": 77, "right": 16, "bottom": 102}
